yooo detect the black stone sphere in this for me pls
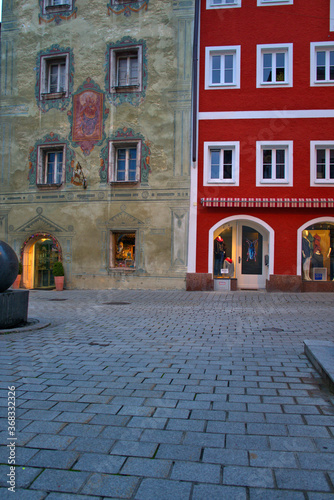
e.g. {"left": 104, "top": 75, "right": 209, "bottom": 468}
{"left": 0, "top": 241, "right": 19, "bottom": 292}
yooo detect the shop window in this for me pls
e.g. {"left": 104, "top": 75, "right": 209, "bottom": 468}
{"left": 310, "top": 141, "right": 334, "bottom": 185}
{"left": 108, "top": 140, "right": 141, "bottom": 183}
{"left": 43, "top": 0, "right": 73, "bottom": 14}
{"left": 256, "top": 141, "right": 293, "bottom": 185}
{"left": 205, "top": 46, "right": 241, "bottom": 89}
{"left": 257, "top": 44, "right": 293, "bottom": 87}
{"left": 204, "top": 142, "right": 240, "bottom": 186}
{"left": 257, "top": 0, "right": 293, "bottom": 5}
{"left": 310, "top": 42, "right": 334, "bottom": 86}
{"left": 40, "top": 53, "right": 69, "bottom": 99}
{"left": 37, "top": 145, "right": 65, "bottom": 186}
{"left": 109, "top": 44, "right": 143, "bottom": 93}
{"left": 302, "top": 224, "right": 334, "bottom": 281}
{"left": 110, "top": 232, "right": 136, "bottom": 269}
{"left": 207, "top": 0, "right": 241, "bottom": 8}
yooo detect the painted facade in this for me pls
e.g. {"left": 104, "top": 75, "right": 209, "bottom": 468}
{"left": 0, "top": 0, "right": 193, "bottom": 290}
{"left": 189, "top": 0, "right": 334, "bottom": 291}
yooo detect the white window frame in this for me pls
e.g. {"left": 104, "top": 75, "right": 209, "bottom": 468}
{"left": 37, "top": 144, "right": 66, "bottom": 186}
{"left": 256, "top": 141, "right": 293, "bottom": 186}
{"left": 206, "top": 0, "right": 241, "bottom": 9}
{"left": 257, "top": 0, "right": 293, "bottom": 6}
{"left": 109, "top": 45, "right": 143, "bottom": 93}
{"left": 256, "top": 43, "right": 293, "bottom": 88}
{"left": 310, "top": 42, "right": 334, "bottom": 87}
{"left": 203, "top": 141, "right": 240, "bottom": 186}
{"left": 109, "top": 230, "right": 137, "bottom": 270}
{"left": 205, "top": 46, "right": 241, "bottom": 90}
{"left": 310, "top": 141, "right": 334, "bottom": 186}
{"left": 108, "top": 139, "right": 141, "bottom": 183}
{"left": 40, "top": 53, "right": 69, "bottom": 99}
{"left": 43, "top": 0, "right": 72, "bottom": 14}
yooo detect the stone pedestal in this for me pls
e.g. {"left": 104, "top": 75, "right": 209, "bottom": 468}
{"left": 0, "top": 290, "right": 29, "bottom": 329}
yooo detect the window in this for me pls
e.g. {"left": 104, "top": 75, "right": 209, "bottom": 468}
{"left": 310, "top": 43, "right": 334, "bottom": 86}
{"left": 43, "top": 0, "right": 72, "bottom": 13}
{"left": 256, "top": 141, "right": 293, "bottom": 185}
{"left": 205, "top": 46, "right": 241, "bottom": 89}
{"left": 40, "top": 53, "right": 69, "bottom": 99}
{"left": 109, "top": 140, "right": 141, "bottom": 183}
{"left": 311, "top": 142, "right": 334, "bottom": 185}
{"left": 257, "top": 0, "right": 293, "bottom": 5}
{"left": 37, "top": 145, "right": 65, "bottom": 186}
{"left": 257, "top": 44, "right": 293, "bottom": 87}
{"left": 110, "top": 232, "right": 136, "bottom": 269}
{"left": 109, "top": 45, "right": 143, "bottom": 93}
{"left": 204, "top": 142, "right": 240, "bottom": 186}
{"left": 207, "top": 0, "right": 241, "bottom": 8}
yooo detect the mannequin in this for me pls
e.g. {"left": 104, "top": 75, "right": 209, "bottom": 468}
{"left": 214, "top": 235, "right": 226, "bottom": 277}
{"left": 302, "top": 230, "right": 312, "bottom": 280}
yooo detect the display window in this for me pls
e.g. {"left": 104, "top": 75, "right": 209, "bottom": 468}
{"left": 302, "top": 223, "right": 334, "bottom": 281}
{"left": 213, "top": 226, "right": 233, "bottom": 278}
{"left": 110, "top": 232, "right": 136, "bottom": 269}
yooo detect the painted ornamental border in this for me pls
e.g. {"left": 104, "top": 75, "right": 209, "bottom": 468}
{"left": 28, "top": 132, "right": 75, "bottom": 186}
{"left": 201, "top": 197, "right": 334, "bottom": 208}
{"left": 39, "top": 0, "right": 77, "bottom": 24}
{"left": 107, "top": 0, "right": 149, "bottom": 17}
{"left": 99, "top": 127, "right": 151, "bottom": 184}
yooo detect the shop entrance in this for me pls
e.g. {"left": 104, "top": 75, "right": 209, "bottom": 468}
{"left": 21, "top": 234, "right": 61, "bottom": 289}
{"left": 212, "top": 218, "right": 270, "bottom": 289}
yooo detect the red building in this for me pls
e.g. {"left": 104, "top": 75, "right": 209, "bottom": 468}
{"left": 188, "top": 0, "right": 334, "bottom": 291}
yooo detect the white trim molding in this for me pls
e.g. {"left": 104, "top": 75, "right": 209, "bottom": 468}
{"left": 206, "top": 0, "right": 241, "bottom": 9}
{"left": 331, "top": 0, "right": 334, "bottom": 31}
{"left": 198, "top": 109, "right": 334, "bottom": 120}
{"left": 203, "top": 141, "right": 240, "bottom": 186}
{"left": 257, "top": 0, "right": 293, "bottom": 5}
{"left": 256, "top": 140, "right": 293, "bottom": 186}
{"left": 256, "top": 43, "right": 293, "bottom": 88}
{"left": 310, "top": 141, "right": 334, "bottom": 186}
{"left": 310, "top": 42, "right": 334, "bottom": 87}
{"left": 205, "top": 46, "right": 241, "bottom": 90}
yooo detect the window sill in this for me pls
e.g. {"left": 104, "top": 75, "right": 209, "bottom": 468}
{"left": 110, "top": 181, "right": 139, "bottom": 185}
{"left": 109, "top": 267, "right": 136, "bottom": 273}
{"left": 111, "top": 85, "right": 141, "bottom": 93}
{"left": 41, "top": 92, "right": 67, "bottom": 100}
{"left": 45, "top": 5, "right": 71, "bottom": 11}
{"left": 36, "top": 183, "right": 63, "bottom": 189}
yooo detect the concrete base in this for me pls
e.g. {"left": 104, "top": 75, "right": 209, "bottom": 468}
{"left": 304, "top": 340, "right": 334, "bottom": 391}
{"left": 0, "top": 290, "right": 29, "bottom": 329}
{"left": 266, "top": 275, "right": 302, "bottom": 292}
{"left": 186, "top": 273, "right": 214, "bottom": 291}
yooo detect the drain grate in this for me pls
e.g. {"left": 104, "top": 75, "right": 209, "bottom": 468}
{"left": 102, "top": 301, "right": 130, "bottom": 305}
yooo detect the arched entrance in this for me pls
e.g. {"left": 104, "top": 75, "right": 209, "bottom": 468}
{"left": 21, "top": 233, "right": 62, "bottom": 289}
{"left": 209, "top": 216, "right": 274, "bottom": 289}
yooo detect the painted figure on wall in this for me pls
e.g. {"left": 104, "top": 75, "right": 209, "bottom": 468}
{"left": 73, "top": 91, "right": 102, "bottom": 142}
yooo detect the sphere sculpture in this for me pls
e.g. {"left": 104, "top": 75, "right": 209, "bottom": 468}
{"left": 0, "top": 241, "right": 19, "bottom": 292}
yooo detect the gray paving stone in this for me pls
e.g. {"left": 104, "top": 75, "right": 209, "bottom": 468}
{"left": 127, "top": 416, "right": 167, "bottom": 429}
{"left": 26, "top": 434, "right": 76, "bottom": 450}
{"left": 249, "top": 489, "right": 305, "bottom": 500}
{"left": 0, "top": 465, "right": 42, "bottom": 488}
{"left": 249, "top": 450, "right": 298, "bottom": 468}
{"left": 27, "top": 449, "right": 79, "bottom": 469}
{"left": 297, "top": 452, "right": 334, "bottom": 470}
{"left": 81, "top": 472, "right": 139, "bottom": 498}
{"left": 206, "top": 421, "right": 246, "bottom": 434}
{"left": 156, "top": 443, "right": 202, "bottom": 461}
{"left": 0, "top": 488, "right": 45, "bottom": 500}
{"left": 287, "top": 425, "right": 330, "bottom": 438}
{"left": 30, "top": 469, "right": 90, "bottom": 493}
{"left": 202, "top": 447, "right": 248, "bottom": 466}
{"left": 24, "top": 421, "right": 66, "bottom": 434}
{"left": 192, "top": 484, "right": 247, "bottom": 500}
{"left": 110, "top": 440, "right": 158, "bottom": 458}
{"left": 269, "top": 436, "right": 318, "bottom": 452}
{"left": 275, "top": 469, "right": 331, "bottom": 491}
{"left": 140, "top": 429, "right": 183, "bottom": 445}
{"left": 120, "top": 457, "right": 173, "bottom": 478}
{"left": 226, "top": 435, "right": 270, "bottom": 451}
{"left": 59, "top": 422, "right": 104, "bottom": 437}
{"left": 171, "top": 461, "right": 221, "bottom": 483}
{"left": 134, "top": 478, "right": 192, "bottom": 500}
{"left": 74, "top": 453, "right": 126, "bottom": 473}
{"left": 224, "top": 465, "right": 275, "bottom": 488}
{"left": 68, "top": 437, "right": 114, "bottom": 453}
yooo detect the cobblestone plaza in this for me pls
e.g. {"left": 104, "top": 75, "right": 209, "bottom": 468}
{"left": 1, "top": 290, "right": 334, "bottom": 498}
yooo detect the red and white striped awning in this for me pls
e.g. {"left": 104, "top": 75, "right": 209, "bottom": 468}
{"left": 201, "top": 198, "right": 334, "bottom": 208}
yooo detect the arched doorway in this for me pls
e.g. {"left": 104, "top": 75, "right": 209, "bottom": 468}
{"left": 21, "top": 233, "right": 62, "bottom": 289}
{"left": 209, "top": 216, "right": 274, "bottom": 289}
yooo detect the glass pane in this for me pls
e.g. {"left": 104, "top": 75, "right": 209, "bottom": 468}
{"left": 263, "top": 149, "right": 272, "bottom": 179}
{"left": 316, "top": 149, "right": 326, "bottom": 179}
{"left": 47, "top": 153, "right": 55, "bottom": 183}
{"left": 263, "top": 53, "right": 272, "bottom": 82}
{"left": 224, "top": 55, "right": 234, "bottom": 83}
{"left": 117, "top": 149, "right": 126, "bottom": 181}
{"left": 59, "top": 64, "right": 66, "bottom": 91}
{"left": 129, "top": 57, "right": 138, "bottom": 85}
{"left": 276, "top": 149, "right": 285, "bottom": 179}
{"left": 56, "top": 152, "right": 63, "bottom": 184}
{"left": 212, "top": 55, "right": 221, "bottom": 84}
{"left": 316, "top": 51, "right": 326, "bottom": 81}
{"left": 118, "top": 58, "right": 128, "bottom": 86}
{"left": 275, "top": 52, "right": 285, "bottom": 82}
{"left": 128, "top": 148, "right": 137, "bottom": 181}
{"left": 114, "top": 233, "right": 136, "bottom": 268}
{"left": 223, "top": 150, "right": 232, "bottom": 179}
{"left": 210, "top": 150, "right": 220, "bottom": 179}
{"left": 330, "top": 51, "right": 334, "bottom": 80}
{"left": 330, "top": 149, "right": 334, "bottom": 179}
{"left": 49, "top": 65, "right": 58, "bottom": 93}
{"left": 241, "top": 226, "right": 263, "bottom": 275}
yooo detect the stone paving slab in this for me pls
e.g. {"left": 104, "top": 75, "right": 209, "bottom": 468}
{"left": 304, "top": 339, "right": 334, "bottom": 390}
{"left": 0, "top": 290, "right": 334, "bottom": 498}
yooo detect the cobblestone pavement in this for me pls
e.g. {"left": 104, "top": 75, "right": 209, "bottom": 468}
{"left": 1, "top": 289, "right": 334, "bottom": 499}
